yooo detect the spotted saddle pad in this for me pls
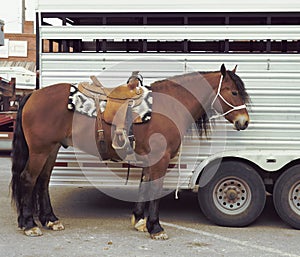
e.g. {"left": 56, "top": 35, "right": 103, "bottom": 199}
{"left": 68, "top": 83, "right": 153, "bottom": 124}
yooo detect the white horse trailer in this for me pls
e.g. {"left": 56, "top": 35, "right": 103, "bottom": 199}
{"left": 36, "top": 0, "right": 300, "bottom": 228}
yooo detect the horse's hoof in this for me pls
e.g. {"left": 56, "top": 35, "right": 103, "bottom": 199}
{"left": 46, "top": 220, "right": 65, "bottom": 231}
{"left": 131, "top": 215, "right": 147, "bottom": 232}
{"left": 24, "top": 227, "right": 43, "bottom": 237}
{"left": 150, "top": 231, "right": 169, "bottom": 240}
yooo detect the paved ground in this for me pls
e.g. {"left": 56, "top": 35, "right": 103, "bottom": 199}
{"left": 1, "top": 157, "right": 300, "bottom": 257}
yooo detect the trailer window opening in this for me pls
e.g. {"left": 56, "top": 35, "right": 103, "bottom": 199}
{"left": 40, "top": 12, "right": 300, "bottom": 26}
{"left": 42, "top": 39, "right": 300, "bottom": 54}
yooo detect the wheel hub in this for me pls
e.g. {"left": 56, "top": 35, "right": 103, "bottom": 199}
{"left": 225, "top": 188, "right": 239, "bottom": 201}
{"left": 290, "top": 182, "right": 300, "bottom": 214}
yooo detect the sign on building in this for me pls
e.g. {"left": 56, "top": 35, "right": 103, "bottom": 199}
{"left": 0, "top": 39, "right": 28, "bottom": 58}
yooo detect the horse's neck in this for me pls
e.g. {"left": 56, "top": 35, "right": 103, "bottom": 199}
{"left": 153, "top": 72, "right": 220, "bottom": 121}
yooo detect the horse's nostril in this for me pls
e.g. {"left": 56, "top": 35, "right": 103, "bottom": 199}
{"left": 235, "top": 121, "right": 240, "bottom": 130}
{"left": 244, "top": 120, "right": 249, "bottom": 128}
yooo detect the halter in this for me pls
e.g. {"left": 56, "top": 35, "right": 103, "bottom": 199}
{"left": 209, "top": 75, "right": 247, "bottom": 120}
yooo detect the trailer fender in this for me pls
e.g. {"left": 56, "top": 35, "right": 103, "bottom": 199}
{"left": 191, "top": 154, "right": 225, "bottom": 188}
{"left": 190, "top": 150, "right": 300, "bottom": 189}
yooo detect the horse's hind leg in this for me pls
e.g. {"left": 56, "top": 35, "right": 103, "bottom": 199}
{"left": 34, "top": 144, "right": 64, "bottom": 231}
{"left": 18, "top": 152, "right": 50, "bottom": 236}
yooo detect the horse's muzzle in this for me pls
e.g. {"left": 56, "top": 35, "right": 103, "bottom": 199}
{"left": 234, "top": 116, "right": 249, "bottom": 131}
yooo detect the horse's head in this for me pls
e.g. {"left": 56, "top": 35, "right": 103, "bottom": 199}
{"left": 211, "top": 64, "right": 250, "bottom": 131}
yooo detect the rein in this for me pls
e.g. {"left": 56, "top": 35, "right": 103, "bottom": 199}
{"left": 209, "top": 75, "right": 247, "bottom": 120}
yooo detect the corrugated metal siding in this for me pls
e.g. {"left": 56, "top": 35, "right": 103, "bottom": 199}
{"left": 40, "top": 25, "right": 300, "bottom": 41}
{"left": 45, "top": 53, "right": 300, "bottom": 188}
{"left": 38, "top": 22, "right": 300, "bottom": 188}
{"left": 36, "top": 0, "right": 300, "bottom": 13}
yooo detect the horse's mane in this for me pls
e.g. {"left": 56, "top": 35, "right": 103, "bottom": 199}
{"left": 194, "top": 112, "right": 211, "bottom": 138}
{"left": 152, "top": 70, "right": 249, "bottom": 137}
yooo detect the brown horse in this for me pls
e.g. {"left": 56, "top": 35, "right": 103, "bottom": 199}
{"left": 11, "top": 64, "right": 249, "bottom": 239}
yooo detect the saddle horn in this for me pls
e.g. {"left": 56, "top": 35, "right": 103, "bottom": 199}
{"left": 127, "top": 71, "right": 143, "bottom": 90}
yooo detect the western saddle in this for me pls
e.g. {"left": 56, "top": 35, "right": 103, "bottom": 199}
{"left": 78, "top": 72, "right": 144, "bottom": 161}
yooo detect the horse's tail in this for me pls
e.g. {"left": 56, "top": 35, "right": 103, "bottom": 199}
{"left": 11, "top": 93, "right": 32, "bottom": 209}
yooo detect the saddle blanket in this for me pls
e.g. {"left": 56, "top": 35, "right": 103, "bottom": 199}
{"left": 68, "top": 84, "right": 152, "bottom": 123}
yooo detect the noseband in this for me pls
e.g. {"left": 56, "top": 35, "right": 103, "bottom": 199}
{"left": 210, "top": 75, "right": 247, "bottom": 120}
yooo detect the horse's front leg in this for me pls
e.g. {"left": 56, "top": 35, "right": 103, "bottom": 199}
{"left": 147, "top": 177, "right": 169, "bottom": 240}
{"left": 146, "top": 154, "right": 170, "bottom": 240}
{"left": 132, "top": 167, "right": 150, "bottom": 232}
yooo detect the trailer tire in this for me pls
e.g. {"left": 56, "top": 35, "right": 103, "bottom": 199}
{"left": 273, "top": 165, "right": 300, "bottom": 229}
{"left": 198, "top": 161, "right": 266, "bottom": 227}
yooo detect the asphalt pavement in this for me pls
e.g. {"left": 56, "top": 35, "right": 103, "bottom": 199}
{"left": 1, "top": 157, "right": 300, "bottom": 257}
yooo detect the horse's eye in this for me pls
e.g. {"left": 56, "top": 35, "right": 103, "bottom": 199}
{"left": 232, "top": 91, "right": 238, "bottom": 96}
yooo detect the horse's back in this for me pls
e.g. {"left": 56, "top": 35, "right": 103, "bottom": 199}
{"left": 30, "top": 83, "right": 71, "bottom": 101}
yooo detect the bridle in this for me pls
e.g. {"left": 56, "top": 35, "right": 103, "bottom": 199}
{"left": 210, "top": 75, "right": 247, "bottom": 120}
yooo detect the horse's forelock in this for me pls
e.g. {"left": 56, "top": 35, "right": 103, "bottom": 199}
{"left": 227, "top": 70, "right": 250, "bottom": 104}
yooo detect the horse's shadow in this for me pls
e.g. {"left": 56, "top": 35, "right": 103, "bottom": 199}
{"left": 51, "top": 187, "right": 202, "bottom": 221}
{"left": 51, "top": 187, "right": 286, "bottom": 229}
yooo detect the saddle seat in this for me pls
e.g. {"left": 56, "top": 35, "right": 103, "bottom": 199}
{"left": 77, "top": 72, "right": 144, "bottom": 162}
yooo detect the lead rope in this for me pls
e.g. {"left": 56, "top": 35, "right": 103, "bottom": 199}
{"left": 175, "top": 144, "right": 183, "bottom": 199}
{"left": 175, "top": 74, "right": 247, "bottom": 199}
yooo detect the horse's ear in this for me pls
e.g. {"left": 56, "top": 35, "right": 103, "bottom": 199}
{"left": 232, "top": 65, "right": 238, "bottom": 73}
{"left": 220, "top": 64, "right": 227, "bottom": 77}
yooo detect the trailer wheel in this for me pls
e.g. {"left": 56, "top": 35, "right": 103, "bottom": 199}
{"left": 273, "top": 165, "right": 300, "bottom": 229}
{"left": 198, "top": 161, "right": 266, "bottom": 227}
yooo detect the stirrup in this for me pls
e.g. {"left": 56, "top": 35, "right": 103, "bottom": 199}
{"left": 112, "top": 129, "right": 129, "bottom": 150}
